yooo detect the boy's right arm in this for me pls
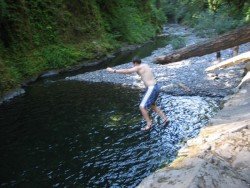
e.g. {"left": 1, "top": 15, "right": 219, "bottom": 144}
{"left": 106, "top": 67, "right": 138, "bottom": 74}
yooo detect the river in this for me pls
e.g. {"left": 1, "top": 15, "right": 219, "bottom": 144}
{"left": 0, "top": 25, "right": 225, "bottom": 187}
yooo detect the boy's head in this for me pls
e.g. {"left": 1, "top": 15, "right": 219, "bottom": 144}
{"left": 132, "top": 57, "right": 141, "bottom": 65}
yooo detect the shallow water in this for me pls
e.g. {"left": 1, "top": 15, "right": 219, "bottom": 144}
{"left": 0, "top": 35, "right": 221, "bottom": 187}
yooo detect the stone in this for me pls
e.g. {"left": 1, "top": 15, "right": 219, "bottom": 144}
{"left": 214, "top": 148, "right": 233, "bottom": 160}
{"left": 0, "top": 88, "right": 25, "bottom": 104}
{"left": 186, "top": 138, "right": 204, "bottom": 147}
{"left": 232, "top": 151, "right": 250, "bottom": 169}
{"left": 204, "top": 133, "right": 221, "bottom": 142}
{"left": 245, "top": 62, "right": 250, "bottom": 71}
{"left": 40, "top": 70, "right": 59, "bottom": 78}
{"left": 138, "top": 155, "right": 249, "bottom": 188}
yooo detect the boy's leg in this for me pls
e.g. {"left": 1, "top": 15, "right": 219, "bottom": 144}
{"left": 152, "top": 105, "right": 168, "bottom": 122}
{"left": 140, "top": 106, "right": 152, "bottom": 130}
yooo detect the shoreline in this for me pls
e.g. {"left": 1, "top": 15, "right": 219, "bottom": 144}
{"left": 0, "top": 44, "right": 145, "bottom": 105}
{"left": 0, "top": 35, "right": 167, "bottom": 105}
{"left": 2, "top": 24, "right": 249, "bottom": 104}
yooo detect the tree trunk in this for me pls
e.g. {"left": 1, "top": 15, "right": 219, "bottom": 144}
{"left": 156, "top": 26, "right": 250, "bottom": 64}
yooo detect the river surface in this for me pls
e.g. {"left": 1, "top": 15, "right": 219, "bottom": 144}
{"left": 0, "top": 35, "right": 221, "bottom": 187}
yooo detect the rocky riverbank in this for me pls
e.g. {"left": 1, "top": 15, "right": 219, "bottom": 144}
{"left": 137, "top": 65, "right": 250, "bottom": 188}
{"left": 66, "top": 24, "right": 249, "bottom": 97}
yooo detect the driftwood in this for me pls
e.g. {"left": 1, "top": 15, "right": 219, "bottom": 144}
{"left": 206, "top": 51, "right": 250, "bottom": 72}
{"left": 156, "top": 26, "right": 250, "bottom": 64}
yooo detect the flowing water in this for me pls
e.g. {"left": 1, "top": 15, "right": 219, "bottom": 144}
{"left": 0, "top": 37, "right": 220, "bottom": 187}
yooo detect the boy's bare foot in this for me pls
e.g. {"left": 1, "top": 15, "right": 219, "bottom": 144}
{"left": 141, "top": 123, "right": 153, "bottom": 131}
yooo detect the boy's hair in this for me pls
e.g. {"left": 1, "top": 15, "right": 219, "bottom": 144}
{"left": 132, "top": 57, "right": 141, "bottom": 64}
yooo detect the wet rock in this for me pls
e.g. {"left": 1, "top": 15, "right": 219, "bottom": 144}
{"left": 0, "top": 88, "right": 25, "bottom": 104}
{"left": 40, "top": 70, "right": 59, "bottom": 78}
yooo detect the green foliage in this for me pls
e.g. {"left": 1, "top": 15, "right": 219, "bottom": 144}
{"left": 1, "top": 0, "right": 165, "bottom": 49}
{"left": 0, "top": 60, "right": 20, "bottom": 96}
{"left": 7, "top": 44, "right": 84, "bottom": 78}
{"left": 149, "top": 1, "right": 167, "bottom": 31}
{"left": 162, "top": 0, "right": 248, "bottom": 37}
{"left": 38, "top": 45, "right": 82, "bottom": 69}
{"left": 162, "top": 0, "right": 208, "bottom": 23}
{"left": 207, "top": 0, "right": 222, "bottom": 12}
{"left": 193, "top": 7, "right": 244, "bottom": 37}
{"left": 0, "top": 0, "right": 165, "bottom": 94}
{"left": 169, "top": 36, "right": 186, "bottom": 50}
{"left": 99, "top": 0, "right": 166, "bottom": 44}
{"left": 110, "top": 5, "right": 154, "bottom": 43}
{"left": 0, "top": 0, "right": 8, "bottom": 19}
{"left": 244, "top": 3, "right": 250, "bottom": 23}
{"left": 1, "top": 38, "right": 117, "bottom": 95}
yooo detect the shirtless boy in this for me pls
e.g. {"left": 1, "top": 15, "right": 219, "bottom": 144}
{"left": 106, "top": 57, "right": 168, "bottom": 130}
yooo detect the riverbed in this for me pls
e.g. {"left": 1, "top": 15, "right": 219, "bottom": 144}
{"left": 0, "top": 24, "right": 249, "bottom": 187}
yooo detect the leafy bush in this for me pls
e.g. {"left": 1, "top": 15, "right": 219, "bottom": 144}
{"left": 18, "top": 45, "right": 81, "bottom": 78}
{"left": 162, "top": 0, "right": 248, "bottom": 36}
{"left": 39, "top": 45, "right": 82, "bottom": 69}
{"left": 109, "top": 5, "right": 156, "bottom": 43}
{"left": 169, "top": 36, "right": 186, "bottom": 50}
{"left": 100, "top": 0, "right": 166, "bottom": 44}
{"left": 192, "top": 6, "right": 245, "bottom": 37}
{"left": 162, "top": 0, "right": 207, "bottom": 23}
{"left": 149, "top": 2, "right": 167, "bottom": 30}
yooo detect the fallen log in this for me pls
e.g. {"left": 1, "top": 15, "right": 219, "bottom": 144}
{"left": 205, "top": 51, "right": 250, "bottom": 72}
{"left": 156, "top": 26, "right": 250, "bottom": 64}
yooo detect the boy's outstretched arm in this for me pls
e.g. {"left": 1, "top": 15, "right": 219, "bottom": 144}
{"left": 106, "top": 67, "right": 138, "bottom": 74}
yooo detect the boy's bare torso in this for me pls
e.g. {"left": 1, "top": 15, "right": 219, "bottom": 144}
{"left": 136, "top": 64, "right": 156, "bottom": 87}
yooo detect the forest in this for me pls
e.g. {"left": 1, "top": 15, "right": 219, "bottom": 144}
{"left": 0, "top": 0, "right": 249, "bottom": 95}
